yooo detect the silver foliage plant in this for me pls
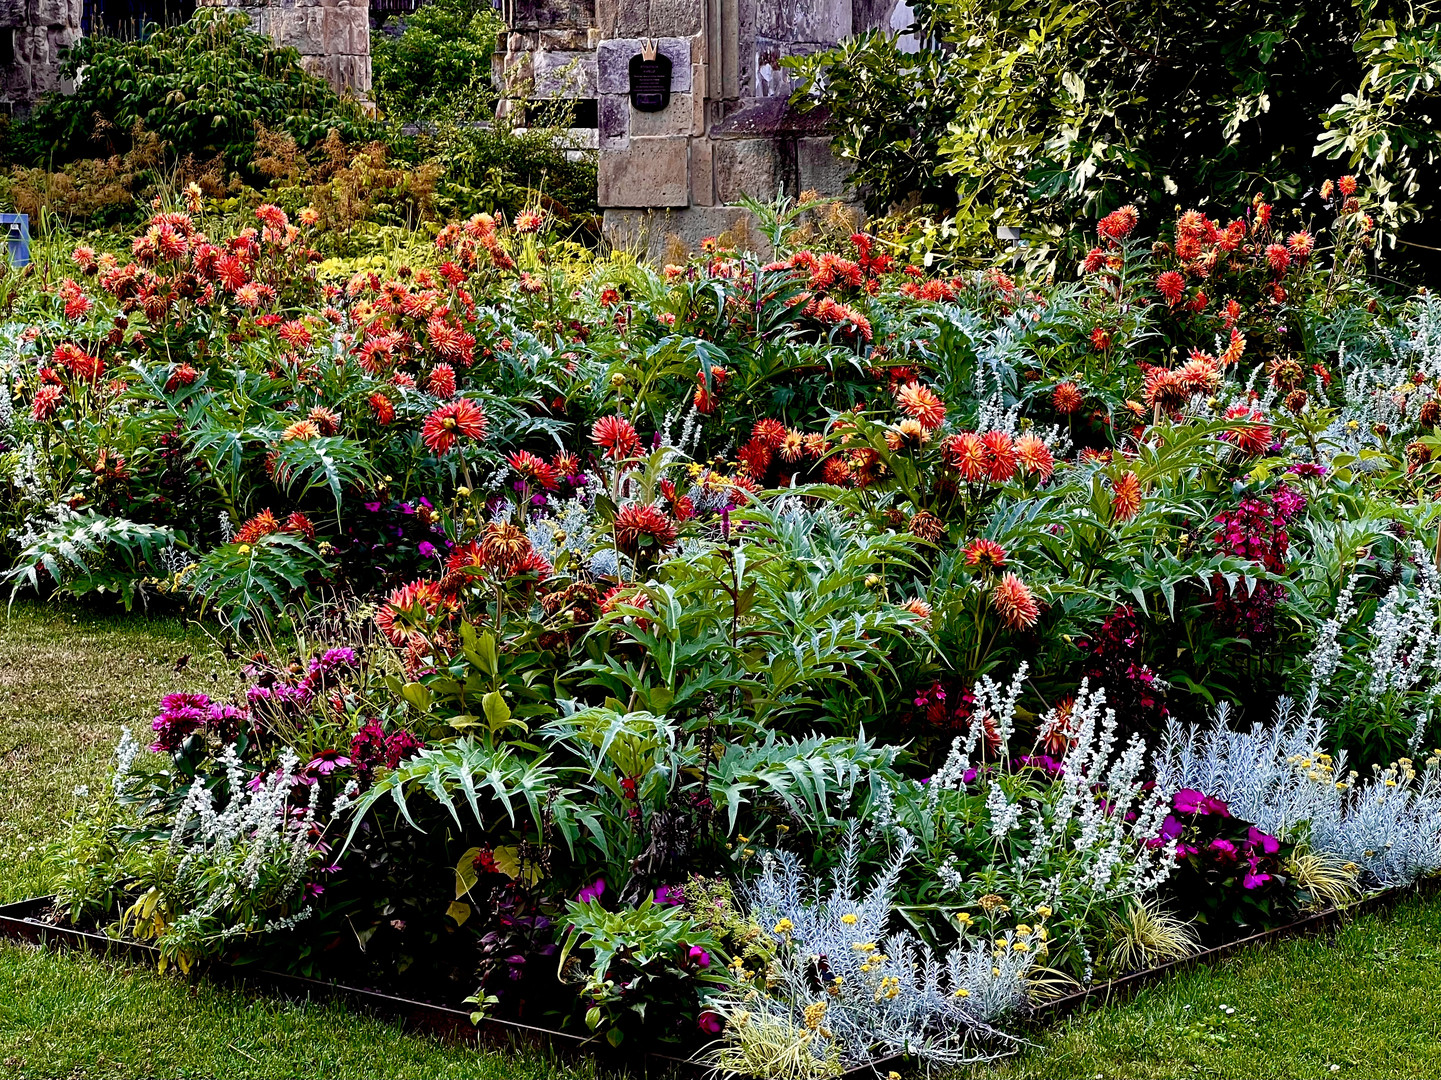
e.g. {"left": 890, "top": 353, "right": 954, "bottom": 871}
{"left": 141, "top": 744, "right": 358, "bottom": 956}
{"left": 1157, "top": 692, "right": 1441, "bottom": 888}
{"left": 725, "top": 826, "right": 1032, "bottom": 1070}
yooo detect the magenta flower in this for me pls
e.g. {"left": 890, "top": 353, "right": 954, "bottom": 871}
{"left": 697, "top": 1010, "right": 723, "bottom": 1035}
{"left": 1246, "top": 827, "right": 1281, "bottom": 855}
{"left": 687, "top": 945, "right": 711, "bottom": 968}
{"left": 1208, "top": 838, "right": 1239, "bottom": 859}
{"left": 655, "top": 885, "right": 686, "bottom": 906}
{"left": 578, "top": 878, "right": 606, "bottom": 903}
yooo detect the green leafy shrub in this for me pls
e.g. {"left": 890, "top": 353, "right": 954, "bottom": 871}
{"left": 16, "top": 9, "right": 374, "bottom": 174}
{"left": 371, "top": 0, "right": 505, "bottom": 124}
{"left": 788, "top": 0, "right": 1441, "bottom": 267}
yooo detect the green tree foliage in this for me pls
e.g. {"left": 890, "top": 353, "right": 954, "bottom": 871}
{"left": 371, "top": 0, "right": 505, "bottom": 123}
{"left": 787, "top": 0, "right": 1441, "bottom": 265}
{"left": 17, "top": 9, "right": 374, "bottom": 172}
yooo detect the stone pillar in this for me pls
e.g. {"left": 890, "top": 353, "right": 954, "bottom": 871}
{"left": 200, "top": 0, "right": 372, "bottom": 99}
{"left": 0, "top": 0, "right": 82, "bottom": 116}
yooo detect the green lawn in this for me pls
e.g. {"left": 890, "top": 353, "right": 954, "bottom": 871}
{"left": 2, "top": 601, "right": 1439, "bottom": 1079}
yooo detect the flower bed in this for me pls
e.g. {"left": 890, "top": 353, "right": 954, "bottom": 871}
{"left": 4, "top": 181, "right": 1441, "bottom": 1074}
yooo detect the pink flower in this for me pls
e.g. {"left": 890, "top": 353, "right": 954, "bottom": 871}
{"left": 687, "top": 945, "right": 711, "bottom": 967}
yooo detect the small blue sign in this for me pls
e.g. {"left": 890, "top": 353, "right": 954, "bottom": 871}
{"left": 1, "top": 213, "right": 29, "bottom": 267}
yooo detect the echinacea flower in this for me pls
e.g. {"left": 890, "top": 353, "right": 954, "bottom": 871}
{"left": 421, "top": 398, "right": 488, "bottom": 454}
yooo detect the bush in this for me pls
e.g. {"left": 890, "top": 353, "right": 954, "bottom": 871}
{"left": 16, "top": 10, "right": 374, "bottom": 174}
{"left": 371, "top": 0, "right": 505, "bottom": 124}
{"left": 788, "top": 0, "right": 1441, "bottom": 271}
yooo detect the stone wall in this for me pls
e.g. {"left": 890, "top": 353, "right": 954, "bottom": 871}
{"left": 504, "top": 0, "right": 915, "bottom": 259}
{"left": 199, "top": 0, "right": 372, "bottom": 98}
{"left": 0, "top": 0, "right": 81, "bottom": 116}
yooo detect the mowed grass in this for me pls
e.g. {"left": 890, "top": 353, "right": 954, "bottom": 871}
{"left": 1, "top": 601, "right": 1440, "bottom": 1079}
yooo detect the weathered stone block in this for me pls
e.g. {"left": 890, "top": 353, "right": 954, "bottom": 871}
{"left": 630, "top": 92, "right": 694, "bottom": 137}
{"left": 691, "top": 136, "right": 715, "bottom": 206}
{"left": 539, "top": 28, "right": 594, "bottom": 50}
{"left": 714, "top": 138, "right": 780, "bottom": 203}
{"left": 596, "top": 37, "right": 694, "bottom": 95}
{"left": 614, "top": 0, "right": 649, "bottom": 37}
{"left": 598, "top": 136, "right": 690, "bottom": 208}
{"left": 603, "top": 206, "right": 775, "bottom": 261}
{"left": 599, "top": 93, "right": 629, "bottom": 150}
{"left": 797, "top": 136, "right": 854, "bottom": 197}
{"left": 751, "top": 0, "right": 851, "bottom": 43}
{"left": 534, "top": 50, "right": 598, "bottom": 97}
{"left": 647, "top": 0, "right": 701, "bottom": 36}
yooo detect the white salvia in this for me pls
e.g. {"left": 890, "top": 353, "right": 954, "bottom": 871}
{"left": 990, "top": 680, "right": 1174, "bottom": 901}
{"left": 112, "top": 727, "right": 140, "bottom": 797}
{"left": 1306, "top": 573, "right": 1359, "bottom": 690}
{"left": 217, "top": 511, "right": 235, "bottom": 544}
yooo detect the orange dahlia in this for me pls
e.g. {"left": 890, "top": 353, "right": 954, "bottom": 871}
{"left": 308, "top": 407, "right": 341, "bottom": 437}
{"left": 942, "top": 432, "right": 989, "bottom": 483}
{"left": 613, "top": 503, "right": 679, "bottom": 556}
{"left": 375, "top": 579, "right": 443, "bottom": 646}
{"left": 1110, "top": 471, "right": 1143, "bottom": 522}
{"left": 369, "top": 392, "right": 395, "bottom": 425}
{"left": 751, "top": 418, "right": 787, "bottom": 448}
{"left": 1156, "top": 271, "right": 1186, "bottom": 305}
{"left": 508, "top": 450, "right": 560, "bottom": 490}
{"left": 1015, "top": 434, "right": 1054, "bottom": 480}
{"left": 236, "top": 509, "right": 281, "bottom": 545}
{"left": 591, "top": 415, "right": 641, "bottom": 460}
{"left": 428, "top": 363, "right": 457, "bottom": 399}
{"left": 1052, "top": 382, "right": 1085, "bottom": 415}
{"left": 990, "top": 573, "right": 1040, "bottom": 630}
{"left": 422, "top": 398, "right": 488, "bottom": 454}
{"left": 896, "top": 382, "right": 947, "bottom": 430}
{"left": 982, "top": 431, "right": 1018, "bottom": 483}
{"left": 964, "top": 538, "right": 1007, "bottom": 570}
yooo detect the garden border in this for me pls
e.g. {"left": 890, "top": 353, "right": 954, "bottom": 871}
{"left": 1030, "top": 876, "right": 1441, "bottom": 1022}
{"left": 0, "top": 895, "right": 693, "bottom": 1074}
{"left": 2, "top": 882, "right": 1436, "bottom": 1074}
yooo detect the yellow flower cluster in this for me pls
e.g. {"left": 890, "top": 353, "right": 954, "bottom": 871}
{"left": 803, "top": 1000, "right": 828, "bottom": 1031}
{"left": 873, "top": 975, "right": 901, "bottom": 1002}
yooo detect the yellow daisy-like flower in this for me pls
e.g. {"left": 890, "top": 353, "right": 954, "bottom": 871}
{"left": 773, "top": 919, "right": 793, "bottom": 936}
{"left": 841, "top": 913, "right": 858, "bottom": 925}
{"left": 953, "top": 988, "right": 971, "bottom": 998}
